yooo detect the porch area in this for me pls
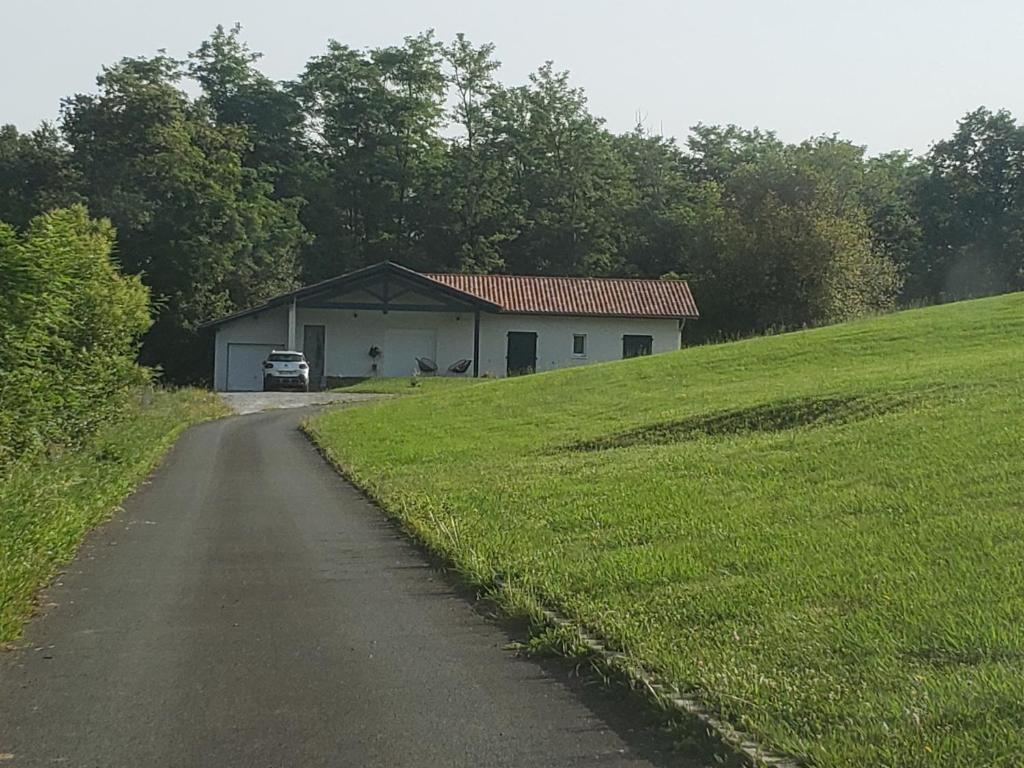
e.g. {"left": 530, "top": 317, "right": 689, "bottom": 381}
{"left": 211, "top": 263, "right": 493, "bottom": 391}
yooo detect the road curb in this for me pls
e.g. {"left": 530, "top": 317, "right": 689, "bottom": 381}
{"left": 304, "top": 420, "right": 801, "bottom": 768}
{"left": 533, "top": 605, "right": 801, "bottom": 768}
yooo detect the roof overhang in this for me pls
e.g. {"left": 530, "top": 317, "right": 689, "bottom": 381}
{"left": 485, "top": 310, "right": 698, "bottom": 320}
{"left": 199, "top": 261, "right": 502, "bottom": 330}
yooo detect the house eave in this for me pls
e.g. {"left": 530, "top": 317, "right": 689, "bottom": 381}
{"left": 198, "top": 261, "right": 502, "bottom": 330}
{"left": 492, "top": 309, "right": 700, "bottom": 321}
{"left": 199, "top": 261, "right": 700, "bottom": 330}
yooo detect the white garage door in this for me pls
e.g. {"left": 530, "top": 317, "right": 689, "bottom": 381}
{"left": 226, "top": 343, "right": 281, "bottom": 391}
{"left": 383, "top": 329, "right": 437, "bottom": 377}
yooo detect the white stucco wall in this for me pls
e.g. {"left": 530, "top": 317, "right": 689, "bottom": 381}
{"left": 295, "top": 308, "right": 475, "bottom": 379}
{"left": 213, "top": 307, "right": 682, "bottom": 389}
{"left": 476, "top": 314, "right": 681, "bottom": 377}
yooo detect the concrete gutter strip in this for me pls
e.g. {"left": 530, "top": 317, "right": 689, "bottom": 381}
{"left": 537, "top": 607, "right": 802, "bottom": 768}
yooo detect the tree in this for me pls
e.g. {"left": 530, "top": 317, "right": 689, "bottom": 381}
{"left": 188, "top": 24, "right": 310, "bottom": 198}
{"left": 613, "top": 127, "right": 710, "bottom": 279}
{"left": 914, "top": 108, "right": 1024, "bottom": 300}
{"left": 683, "top": 130, "right": 903, "bottom": 335}
{"left": 61, "top": 55, "right": 303, "bottom": 381}
{"left": 484, "top": 63, "right": 635, "bottom": 276}
{"left": 293, "top": 32, "right": 447, "bottom": 279}
{"left": 445, "top": 33, "right": 500, "bottom": 153}
{"left": 686, "top": 123, "right": 784, "bottom": 183}
{"left": 0, "top": 124, "right": 83, "bottom": 229}
{"left": 862, "top": 151, "right": 925, "bottom": 288}
{"left": 427, "top": 34, "right": 509, "bottom": 273}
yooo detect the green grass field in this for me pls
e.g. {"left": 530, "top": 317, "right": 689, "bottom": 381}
{"left": 0, "top": 388, "right": 227, "bottom": 643}
{"left": 307, "top": 293, "right": 1024, "bottom": 768}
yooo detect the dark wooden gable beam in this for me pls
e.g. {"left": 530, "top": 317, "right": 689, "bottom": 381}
{"left": 300, "top": 270, "right": 467, "bottom": 314}
{"left": 200, "top": 261, "right": 501, "bottom": 329}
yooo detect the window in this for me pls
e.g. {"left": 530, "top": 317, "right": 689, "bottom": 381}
{"left": 268, "top": 352, "right": 304, "bottom": 362}
{"left": 572, "top": 333, "right": 587, "bottom": 356}
{"left": 622, "top": 335, "right": 653, "bottom": 359}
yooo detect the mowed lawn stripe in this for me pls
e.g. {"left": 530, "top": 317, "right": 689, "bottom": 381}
{"left": 307, "top": 293, "right": 1024, "bottom": 768}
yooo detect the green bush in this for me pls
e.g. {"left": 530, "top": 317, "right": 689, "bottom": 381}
{"left": 0, "top": 206, "right": 151, "bottom": 469}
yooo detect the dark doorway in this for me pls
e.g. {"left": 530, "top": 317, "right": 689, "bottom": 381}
{"left": 506, "top": 332, "right": 537, "bottom": 376}
{"left": 622, "top": 335, "right": 653, "bottom": 359}
{"left": 303, "top": 325, "right": 326, "bottom": 390}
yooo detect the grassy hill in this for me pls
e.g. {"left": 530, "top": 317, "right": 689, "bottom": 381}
{"left": 306, "top": 294, "right": 1024, "bottom": 767}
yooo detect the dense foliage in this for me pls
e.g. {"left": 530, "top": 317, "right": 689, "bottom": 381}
{"left": 2, "top": 25, "right": 1022, "bottom": 380}
{"left": 0, "top": 207, "right": 150, "bottom": 469}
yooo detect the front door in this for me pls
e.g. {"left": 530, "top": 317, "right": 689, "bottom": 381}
{"left": 506, "top": 332, "right": 537, "bottom": 376}
{"left": 303, "top": 325, "right": 326, "bottom": 390}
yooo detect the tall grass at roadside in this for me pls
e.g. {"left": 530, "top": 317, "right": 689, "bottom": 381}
{"left": 0, "top": 388, "right": 226, "bottom": 643}
{"left": 307, "top": 293, "right": 1024, "bottom": 768}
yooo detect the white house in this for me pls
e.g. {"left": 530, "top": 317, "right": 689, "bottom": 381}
{"left": 201, "top": 261, "right": 699, "bottom": 391}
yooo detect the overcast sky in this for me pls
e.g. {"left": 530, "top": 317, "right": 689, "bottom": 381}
{"left": 5, "top": 0, "right": 1023, "bottom": 155}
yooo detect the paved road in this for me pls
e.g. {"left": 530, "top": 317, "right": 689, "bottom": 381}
{"left": 0, "top": 409, "right": 682, "bottom": 767}
{"left": 219, "top": 390, "right": 385, "bottom": 415}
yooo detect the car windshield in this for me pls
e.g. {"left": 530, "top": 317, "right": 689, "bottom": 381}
{"left": 268, "top": 353, "right": 303, "bottom": 362}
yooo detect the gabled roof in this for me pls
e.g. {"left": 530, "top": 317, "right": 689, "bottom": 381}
{"left": 424, "top": 272, "right": 699, "bottom": 319}
{"left": 201, "top": 261, "right": 698, "bottom": 328}
{"left": 199, "top": 261, "right": 500, "bottom": 329}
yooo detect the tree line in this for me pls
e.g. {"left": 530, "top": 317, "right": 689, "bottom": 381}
{"left": 2, "top": 25, "right": 1022, "bottom": 382}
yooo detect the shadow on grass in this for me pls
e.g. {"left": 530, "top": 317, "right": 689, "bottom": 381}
{"left": 567, "top": 392, "right": 919, "bottom": 452}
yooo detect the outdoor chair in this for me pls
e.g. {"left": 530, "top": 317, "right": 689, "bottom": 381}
{"left": 415, "top": 357, "right": 439, "bottom": 374}
{"left": 447, "top": 359, "right": 472, "bottom": 375}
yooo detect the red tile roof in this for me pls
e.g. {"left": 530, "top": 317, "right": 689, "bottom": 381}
{"left": 423, "top": 273, "right": 699, "bottom": 319}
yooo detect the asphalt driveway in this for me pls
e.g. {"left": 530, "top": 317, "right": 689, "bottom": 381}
{"left": 0, "top": 408, "right": 683, "bottom": 767}
{"left": 219, "top": 390, "right": 385, "bottom": 415}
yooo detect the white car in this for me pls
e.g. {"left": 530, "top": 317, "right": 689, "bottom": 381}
{"left": 262, "top": 351, "right": 310, "bottom": 392}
